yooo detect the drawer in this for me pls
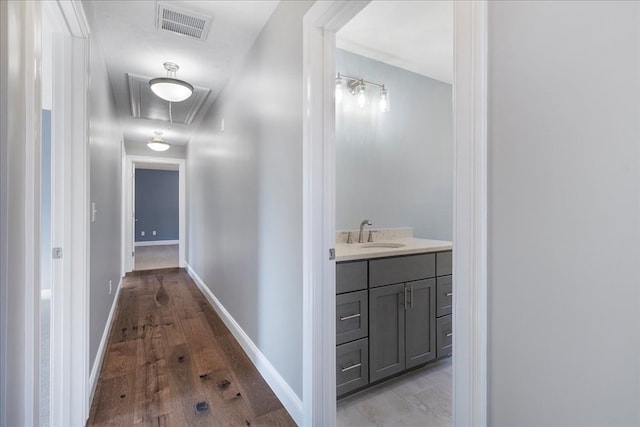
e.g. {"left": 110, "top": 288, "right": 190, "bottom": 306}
{"left": 337, "top": 338, "right": 369, "bottom": 397}
{"left": 336, "top": 261, "right": 367, "bottom": 294}
{"left": 436, "top": 276, "right": 453, "bottom": 317}
{"left": 436, "top": 314, "right": 453, "bottom": 359}
{"left": 336, "top": 290, "right": 368, "bottom": 345}
{"left": 369, "top": 253, "right": 435, "bottom": 288}
{"left": 436, "top": 251, "right": 452, "bottom": 277}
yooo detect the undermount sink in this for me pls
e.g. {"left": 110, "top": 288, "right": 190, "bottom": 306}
{"left": 360, "top": 242, "right": 406, "bottom": 249}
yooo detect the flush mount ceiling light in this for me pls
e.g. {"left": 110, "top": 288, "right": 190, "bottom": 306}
{"left": 147, "top": 131, "right": 170, "bottom": 152}
{"left": 149, "top": 62, "right": 193, "bottom": 102}
{"left": 335, "top": 72, "right": 390, "bottom": 112}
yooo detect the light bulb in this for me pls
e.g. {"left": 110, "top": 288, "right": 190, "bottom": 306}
{"left": 335, "top": 78, "right": 344, "bottom": 104}
{"left": 379, "top": 88, "right": 390, "bottom": 112}
{"left": 356, "top": 84, "right": 367, "bottom": 108}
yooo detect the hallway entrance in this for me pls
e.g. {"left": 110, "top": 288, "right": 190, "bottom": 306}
{"left": 123, "top": 156, "right": 186, "bottom": 275}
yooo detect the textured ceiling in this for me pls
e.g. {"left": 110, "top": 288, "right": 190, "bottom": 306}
{"left": 337, "top": 1, "right": 453, "bottom": 84}
{"left": 89, "top": 0, "right": 278, "bottom": 151}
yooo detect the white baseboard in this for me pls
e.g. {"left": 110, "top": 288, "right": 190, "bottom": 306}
{"left": 88, "top": 276, "right": 123, "bottom": 403}
{"left": 185, "top": 263, "right": 303, "bottom": 425}
{"left": 134, "top": 239, "right": 179, "bottom": 247}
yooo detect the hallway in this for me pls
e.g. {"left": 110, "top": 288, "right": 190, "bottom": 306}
{"left": 87, "top": 269, "right": 295, "bottom": 426}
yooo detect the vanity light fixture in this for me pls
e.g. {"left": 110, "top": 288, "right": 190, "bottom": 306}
{"left": 149, "top": 62, "right": 193, "bottom": 103}
{"left": 335, "top": 72, "right": 390, "bottom": 112}
{"left": 147, "top": 131, "right": 170, "bottom": 152}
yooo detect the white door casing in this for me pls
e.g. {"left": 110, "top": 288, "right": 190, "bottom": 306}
{"left": 123, "top": 155, "right": 186, "bottom": 273}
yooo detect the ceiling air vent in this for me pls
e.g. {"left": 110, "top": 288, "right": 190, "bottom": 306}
{"left": 156, "top": 3, "right": 212, "bottom": 41}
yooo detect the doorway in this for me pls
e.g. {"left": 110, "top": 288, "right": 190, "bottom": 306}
{"left": 334, "top": 2, "right": 454, "bottom": 425}
{"left": 123, "top": 155, "right": 186, "bottom": 274}
{"left": 301, "top": 1, "right": 488, "bottom": 426}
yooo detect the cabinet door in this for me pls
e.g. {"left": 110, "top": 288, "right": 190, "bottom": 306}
{"left": 369, "top": 253, "right": 435, "bottom": 288}
{"left": 369, "top": 283, "right": 405, "bottom": 382}
{"left": 336, "top": 290, "right": 368, "bottom": 345}
{"left": 436, "top": 251, "right": 452, "bottom": 277}
{"left": 436, "top": 314, "right": 453, "bottom": 359}
{"left": 405, "top": 278, "right": 436, "bottom": 369}
{"left": 336, "top": 261, "right": 367, "bottom": 294}
{"left": 436, "top": 275, "right": 453, "bottom": 317}
{"left": 336, "top": 338, "right": 369, "bottom": 397}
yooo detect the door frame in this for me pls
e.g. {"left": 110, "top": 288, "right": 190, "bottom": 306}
{"left": 0, "top": 1, "right": 91, "bottom": 425}
{"left": 123, "top": 155, "right": 186, "bottom": 273}
{"left": 48, "top": 2, "right": 91, "bottom": 426}
{"left": 301, "top": 1, "right": 488, "bottom": 425}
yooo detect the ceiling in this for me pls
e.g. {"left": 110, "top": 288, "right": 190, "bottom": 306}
{"left": 90, "top": 0, "right": 278, "bottom": 151}
{"left": 336, "top": 1, "right": 453, "bottom": 84}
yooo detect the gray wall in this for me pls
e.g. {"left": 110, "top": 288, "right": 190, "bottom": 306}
{"left": 336, "top": 49, "right": 453, "bottom": 240}
{"left": 488, "top": 1, "right": 640, "bottom": 425}
{"left": 135, "top": 169, "right": 178, "bottom": 242}
{"left": 187, "top": 0, "right": 312, "bottom": 398}
{"left": 85, "top": 2, "right": 123, "bottom": 370}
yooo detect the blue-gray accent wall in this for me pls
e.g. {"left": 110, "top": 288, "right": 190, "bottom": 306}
{"left": 336, "top": 49, "right": 453, "bottom": 240}
{"left": 135, "top": 169, "right": 178, "bottom": 242}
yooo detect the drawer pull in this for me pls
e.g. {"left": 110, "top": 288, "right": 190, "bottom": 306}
{"left": 410, "top": 286, "right": 414, "bottom": 309}
{"left": 341, "top": 362, "right": 362, "bottom": 372}
{"left": 340, "top": 313, "right": 361, "bottom": 321}
{"left": 446, "top": 292, "right": 453, "bottom": 297}
{"left": 446, "top": 332, "right": 453, "bottom": 337}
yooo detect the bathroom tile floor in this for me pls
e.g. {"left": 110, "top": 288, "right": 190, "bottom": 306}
{"left": 337, "top": 358, "right": 452, "bottom": 427}
{"left": 134, "top": 244, "right": 178, "bottom": 271}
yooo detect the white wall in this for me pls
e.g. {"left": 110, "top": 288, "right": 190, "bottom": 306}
{"left": 187, "top": 1, "right": 313, "bottom": 398}
{"left": 488, "top": 2, "right": 640, "bottom": 425}
{"left": 84, "top": 2, "right": 124, "bottom": 370}
{"left": 335, "top": 49, "right": 453, "bottom": 240}
{"left": 0, "top": 2, "right": 40, "bottom": 425}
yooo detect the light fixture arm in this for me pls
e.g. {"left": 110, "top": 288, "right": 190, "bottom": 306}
{"left": 337, "top": 72, "right": 386, "bottom": 92}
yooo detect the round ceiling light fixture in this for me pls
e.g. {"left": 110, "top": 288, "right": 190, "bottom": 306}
{"left": 149, "top": 62, "right": 193, "bottom": 103}
{"left": 147, "top": 131, "right": 170, "bottom": 152}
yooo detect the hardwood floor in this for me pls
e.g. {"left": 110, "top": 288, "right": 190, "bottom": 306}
{"left": 87, "top": 269, "right": 296, "bottom": 426}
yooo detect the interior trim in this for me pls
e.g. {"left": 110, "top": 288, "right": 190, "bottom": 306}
{"left": 185, "top": 264, "right": 303, "bottom": 425}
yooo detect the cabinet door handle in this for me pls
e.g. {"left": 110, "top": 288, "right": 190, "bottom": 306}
{"left": 403, "top": 288, "right": 407, "bottom": 308}
{"left": 340, "top": 362, "right": 362, "bottom": 372}
{"left": 339, "top": 313, "right": 361, "bottom": 321}
{"left": 446, "top": 332, "right": 453, "bottom": 337}
{"left": 446, "top": 292, "right": 453, "bottom": 297}
{"left": 410, "top": 286, "right": 414, "bottom": 309}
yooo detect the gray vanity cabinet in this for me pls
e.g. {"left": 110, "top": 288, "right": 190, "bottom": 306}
{"left": 337, "top": 249, "right": 451, "bottom": 397}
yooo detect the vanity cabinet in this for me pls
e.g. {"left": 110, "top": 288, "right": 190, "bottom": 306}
{"left": 369, "top": 278, "right": 436, "bottom": 382}
{"left": 336, "top": 250, "right": 452, "bottom": 397}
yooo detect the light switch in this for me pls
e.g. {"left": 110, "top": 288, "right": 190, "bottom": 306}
{"left": 91, "top": 202, "right": 97, "bottom": 222}
{"left": 152, "top": 230, "right": 156, "bottom": 236}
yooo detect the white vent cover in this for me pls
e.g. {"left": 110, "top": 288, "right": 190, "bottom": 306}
{"left": 156, "top": 3, "right": 212, "bottom": 40}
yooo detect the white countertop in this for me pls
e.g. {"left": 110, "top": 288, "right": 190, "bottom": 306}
{"left": 335, "top": 237, "right": 452, "bottom": 262}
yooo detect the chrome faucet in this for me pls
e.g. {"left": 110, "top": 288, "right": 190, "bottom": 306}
{"left": 358, "top": 219, "right": 372, "bottom": 243}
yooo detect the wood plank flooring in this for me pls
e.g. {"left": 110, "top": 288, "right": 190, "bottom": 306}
{"left": 87, "top": 268, "right": 296, "bottom": 426}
